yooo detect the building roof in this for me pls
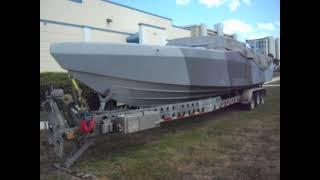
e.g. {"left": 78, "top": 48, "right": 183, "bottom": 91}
{"left": 183, "top": 24, "right": 233, "bottom": 38}
{"left": 172, "top": 25, "right": 189, "bottom": 30}
{"left": 246, "top": 36, "right": 274, "bottom": 42}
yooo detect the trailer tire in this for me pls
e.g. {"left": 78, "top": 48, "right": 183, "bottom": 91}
{"left": 260, "top": 94, "right": 265, "bottom": 104}
{"left": 245, "top": 94, "right": 255, "bottom": 110}
{"left": 256, "top": 92, "right": 260, "bottom": 105}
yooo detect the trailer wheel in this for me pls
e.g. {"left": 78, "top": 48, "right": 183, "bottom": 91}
{"left": 256, "top": 92, "right": 260, "bottom": 105}
{"left": 245, "top": 94, "right": 255, "bottom": 110}
{"left": 260, "top": 94, "right": 265, "bottom": 104}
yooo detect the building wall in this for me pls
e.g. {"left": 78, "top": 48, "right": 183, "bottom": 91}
{"left": 40, "top": 0, "right": 191, "bottom": 72}
{"left": 40, "top": 0, "right": 171, "bottom": 34}
{"left": 246, "top": 36, "right": 277, "bottom": 58}
{"left": 90, "top": 29, "right": 128, "bottom": 43}
{"left": 246, "top": 39, "right": 264, "bottom": 54}
{"left": 186, "top": 24, "right": 235, "bottom": 39}
{"left": 267, "top": 36, "right": 275, "bottom": 58}
{"left": 189, "top": 26, "right": 200, "bottom": 37}
{"left": 40, "top": 22, "right": 83, "bottom": 72}
{"left": 139, "top": 24, "right": 166, "bottom": 45}
{"left": 167, "top": 26, "right": 191, "bottom": 40}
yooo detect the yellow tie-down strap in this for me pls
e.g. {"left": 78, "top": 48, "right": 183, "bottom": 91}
{"left": 71, "top": 78, "right": 88, "bottom": 111}
{"left": 71, "top": 78, "right": 80, "bottom": 92}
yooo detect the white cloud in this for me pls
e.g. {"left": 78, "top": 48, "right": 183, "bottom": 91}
{"left": 222, "top": 19, "right": 276, "bottom": 42}
{"left": 198, "top": 0, "right": 226, "bottom": 8}
{"left": 242, "top": 0, "right": 251, "bottom": 5}
{"left": 229, "top": 0, "right": 240, "bottom": 11}
{"left": 257, "top": 23, "right": 275, "bottom": 31}
{"left": 275, "top": 21, "right": 280, "bottom": 26}
{"left": 223, "top": 19, "right": 252, "bottom": 34}
{"left": 198, "top": 0, "right": 251, "bottom": 11}
{"left": 176, "top": 0, "right": 191, "bottom": 5}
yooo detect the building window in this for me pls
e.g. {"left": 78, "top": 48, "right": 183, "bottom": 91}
{"left": 69, "top": 0, "right": 82, "bottom": 3}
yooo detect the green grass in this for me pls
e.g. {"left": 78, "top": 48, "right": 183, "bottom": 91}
{"left": 40, "top": 87, "right": 280, "bottom": 180}
{"left": 267, "top": 79, "right": 280, "bottom": 85}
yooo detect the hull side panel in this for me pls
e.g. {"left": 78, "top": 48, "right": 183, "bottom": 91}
{"left": 50, "top": 42, "right": 273, "bottom": 107}
{"left": 181, "top": 48, "right": 231, "bottom": 87}
{"left": 71, "top": 71, "right": 258, "bottom": 107}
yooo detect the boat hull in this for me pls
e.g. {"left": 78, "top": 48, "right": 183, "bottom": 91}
{"left": 50, "top": 42, "right": 273, "bottom": 107}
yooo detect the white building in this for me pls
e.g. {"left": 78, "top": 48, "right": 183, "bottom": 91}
{"left": 246, "top": 36, "right": 277, "bottom": 58}
{"left": 183, "top": 23, "right": 234, "bottom": 39}
{"left": 40, "top": 0, "right": 192, "bottom": 72}
{"left": 275, "top": 38, "right": 280, "bottom": 60}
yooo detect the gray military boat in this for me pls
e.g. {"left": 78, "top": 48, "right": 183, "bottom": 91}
{"left": 50, "top": 35, "right": 273, "bottom": 107}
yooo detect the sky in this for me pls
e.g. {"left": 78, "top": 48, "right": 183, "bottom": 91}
{"left": 109, "top": 0, "right": 280, "bottom": 42}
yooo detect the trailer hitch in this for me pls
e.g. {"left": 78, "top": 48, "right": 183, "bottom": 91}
{"left": 42, "top": 86, "right": 96, "bottom": 168}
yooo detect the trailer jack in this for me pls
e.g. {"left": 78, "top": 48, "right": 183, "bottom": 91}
{"left": 41, "top": 85, "right": 95, "bottom": 168}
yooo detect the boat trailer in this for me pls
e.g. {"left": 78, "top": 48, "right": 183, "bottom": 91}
{"left": 41, "top": 79, "right": 266, "bottom": 170}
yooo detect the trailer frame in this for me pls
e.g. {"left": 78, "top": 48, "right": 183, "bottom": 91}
{"left": 42, "top": 84, "right": 266, "bottom": 168}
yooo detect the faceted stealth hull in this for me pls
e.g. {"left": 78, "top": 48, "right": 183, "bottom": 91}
{"left": 50, "top": 42, "right": 273, "bottom": 107}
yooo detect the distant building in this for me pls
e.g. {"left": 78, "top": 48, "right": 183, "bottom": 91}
{"left": 183, "top": 23, "right": 235, "bottom": 39}
{"left": 246, "top": 36, "right": 276, "bottom": 58}
{"left": 275, "top": 38, "right": 280, "bottom": 60}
